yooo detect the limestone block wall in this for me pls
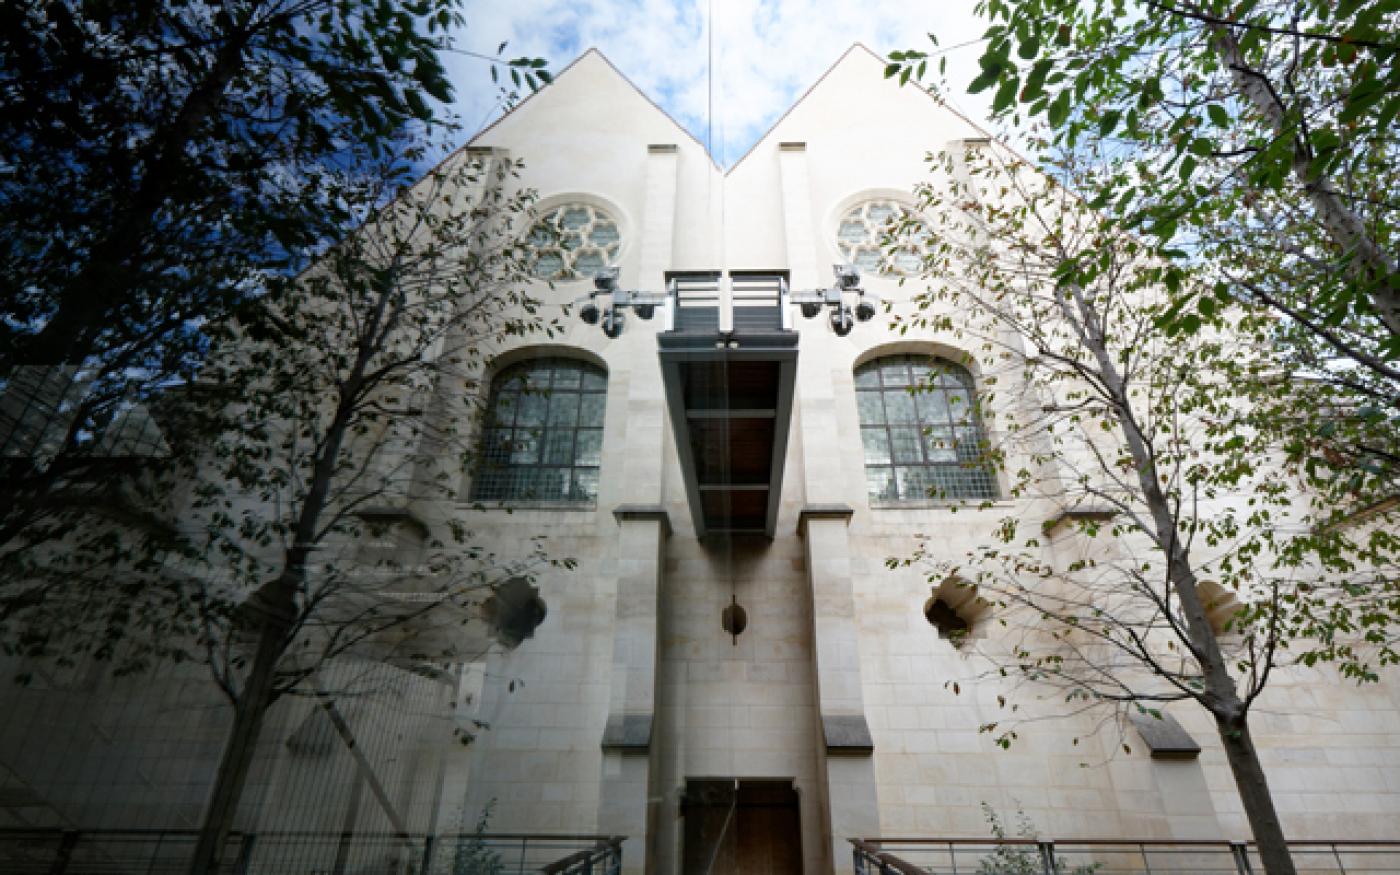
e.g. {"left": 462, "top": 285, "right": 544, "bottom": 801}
{"left": 651, "top": 534, "right": 827, "bottom": 874}
{"left": 455, "top": 520, "right": 616, "bottom": 834}
{"left": 0, "top": 658, "right": 234, "bottom": 831}
{"left": 0, "top": 654, "right": 454, "bottom": 846}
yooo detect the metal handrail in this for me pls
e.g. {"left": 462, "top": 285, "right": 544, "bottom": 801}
{"left": 664, "top": 271, "right": 791, "bottom": 335}
{"left": 852, "top": 837, "right": 1400, "bottom": 875}
{"left": 729, "top": 272, "right": 787, "bottom": 333}
{"left": 667, "top": 272, "right": 722, "bottom": 334}
{"left": 540, "top": 836, "right": 625, "bottom": 874}
{"left": 0, "top": 828, "right": 624, "bottom": 875}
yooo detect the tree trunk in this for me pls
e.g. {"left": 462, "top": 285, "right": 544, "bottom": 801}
{"left": 1215, "top": 714, "right": 1297, "bottom": 875}
{"left": 1056, "top": 279, "right": 1296, "bottom": 875}
{"left": 188, "top": 242, "right": 389, "bottom": 873}
{"left": 188, "top": 611, "right": 290, "bottom": 875}
{"left": 1207, "top": 23, "right": 1400, "bottom": 338}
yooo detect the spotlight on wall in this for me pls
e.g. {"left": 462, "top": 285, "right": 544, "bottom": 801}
{"left": 834, "top": 263, "right": 862, "bottom": 291}
{"left": 572, "top": 268, "right": 668, "bottom": 340}
{"left": 790, "top": 264, "right": 878, "bottom": 335}
{"left": 593, "top": 267, "right": 620, "bottom": 293}
{"left": 601, "top": 308, "right": 625, "bottom": 339}
{"left": 830, "top": 305, "right": 854, "bottom": 337}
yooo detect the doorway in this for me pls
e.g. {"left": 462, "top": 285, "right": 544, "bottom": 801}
{"left": 681, "top": 778, "right": 802, "bottom": 874}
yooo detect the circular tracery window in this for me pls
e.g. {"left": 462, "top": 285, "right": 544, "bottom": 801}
{"left": 529, "top": 203, "right": 622, "bottom": 280}
{"left": 835, "top": 200, "right": 931, "bottom": 276}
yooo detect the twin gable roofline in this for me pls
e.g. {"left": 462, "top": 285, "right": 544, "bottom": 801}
{"left": 461, "top": 42, "right": 1011, "bottom": 175}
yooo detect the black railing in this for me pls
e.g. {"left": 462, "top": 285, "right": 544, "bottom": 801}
{"left": 852, "top": 837, "right": 1400, "bottom": 875}
{"left": 667, "top": 272, "right": 722, "bottom": 333}
{"left": 729, "top": 272, "right": 788, "bottom": 333}
{"left": 0, "top": 828, "right": 623, "bottom": 875}
{"left": 664, "top": 272, "right": 791, "bottom": 335}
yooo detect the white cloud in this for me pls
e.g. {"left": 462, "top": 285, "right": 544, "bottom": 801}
{"left": 445, "top": 0, "right": 993, "bottom": 166}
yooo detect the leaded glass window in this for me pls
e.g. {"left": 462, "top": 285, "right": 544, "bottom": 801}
{"left": 471, "top": 358, "right": 606, "bottom": 504}
{"left": 855, "top": 355, "right": 997, "bottom": 502}
{"left": 528, "top": 203, "right": 622, "bottom": 280}
{"left": 835, "top": 199, "right": 932, "bottom": 276}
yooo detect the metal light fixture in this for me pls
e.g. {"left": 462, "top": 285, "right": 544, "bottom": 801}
{"left": 830, "top": 305, "right": 854, "bottom": 337}
{"left": 601, "top": 307, "right": 625, "bottom": 339}
{"left": 573, "top": 267, "right": 668, "bottom": 340}
{"left": 791, "top": 264, "right": 879, "bottom": 336}
{"left": 721, "top": 595, "right": 747, "bottom": 644}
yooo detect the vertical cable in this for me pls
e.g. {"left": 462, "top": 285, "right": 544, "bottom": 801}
{"left": 706, "top": 0, "right": 713, "bottom": 159}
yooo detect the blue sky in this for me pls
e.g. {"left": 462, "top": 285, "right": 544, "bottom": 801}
{"left": 443, "top": 0, "right": 994, "bottom": 167}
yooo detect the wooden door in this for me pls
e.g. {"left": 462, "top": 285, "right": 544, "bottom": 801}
{"left": 682, "top": 779, "right": 802, "bottom": 875}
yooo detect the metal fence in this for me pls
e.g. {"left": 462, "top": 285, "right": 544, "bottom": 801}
{"left": 0, "top": 828, "right": 623, "bottom": 875}
{"left": 852, "top": 838, "right": 1400, "bottom": 875}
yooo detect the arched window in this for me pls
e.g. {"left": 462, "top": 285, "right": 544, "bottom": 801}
{"left": 471, "top": 358, "right": 606, "bottom": 504}
{"left": 855, "top": 354, "right": 997, "bottom": 502}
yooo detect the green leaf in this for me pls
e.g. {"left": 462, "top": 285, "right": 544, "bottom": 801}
{"left": 1023, "top": 59, "right": 1053, "bottom": 102}
{"left": 1207, "top": 103, "right": 1229, "bottom": 127}
{"left": 405, "top": 89, "right": 431, "bottom": 121}
{"left": 994, "top": 75, "right": 1020, "bottom": 113}
{"left": 1047, "top": 91, "right": 1072, "bottom": 127}
{"left": 969, "top": 69, "right": 1001, "bottom": 94}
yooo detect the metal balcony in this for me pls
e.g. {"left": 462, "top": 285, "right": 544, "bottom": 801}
{"left": 658, "top": 272, "right": 798, "bottom": 538}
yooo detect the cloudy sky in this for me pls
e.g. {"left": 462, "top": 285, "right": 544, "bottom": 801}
{"left": 443, "top": 0, "right": 994, "bottom": 167}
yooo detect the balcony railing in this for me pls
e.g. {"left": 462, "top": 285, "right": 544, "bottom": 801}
{"left": 666, "top": 271, "right": 722, "bottom": 334}
{"left": 663, "top": 271, "right": 791, "bottom": 336}
{"left": 852, "top": 838, "right": 1400, "bottom": 875}
{"left": 729, "top": 271, "right": 790, "bottom": 333}
{"left": 0, "top": 828, "right": 623, "bottom": 875}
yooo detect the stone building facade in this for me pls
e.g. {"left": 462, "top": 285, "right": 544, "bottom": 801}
{"left": 1, "top": 42, "right": 1397, "bottom": 875}
{"left": 442, "top": 44, "right": 1400, "bottom": 873}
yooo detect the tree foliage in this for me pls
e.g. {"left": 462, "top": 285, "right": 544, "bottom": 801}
{"left": 186, "top": 141, "right": 569, "bottom": 871}
{"left": 887, "top": 0, "right": 1399, "bottom": 505}
{"left": 196, "top": 143, "right": 563, "bottom": 693}
{"left": 3, "top": 0, "right": 466, "bottom": 421}
{"left": 0, "top": 0, "right": 549, "bottom": 665}
{"left": 884, "top": 140, "right": 1398, "bottom": 874}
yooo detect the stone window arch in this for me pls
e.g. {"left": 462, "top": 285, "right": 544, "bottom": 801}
{"left": 470, "top": 357, "right": 606, "bottom": 504}
{"left": 528, "top": 202, "right": 622, "bottom": 280}
{"left": 854, "top": 354, "right": 998, "bottom": 502}
{"left": 834, "top": 199, "right": 932, "bottom": 276}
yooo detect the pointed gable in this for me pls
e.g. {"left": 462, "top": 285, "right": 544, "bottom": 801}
{"left": 468, "top": 48, "right": 716, "bottom": 170}
{"left": 727, "top": 43, "right": 990, "bottom": 176}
